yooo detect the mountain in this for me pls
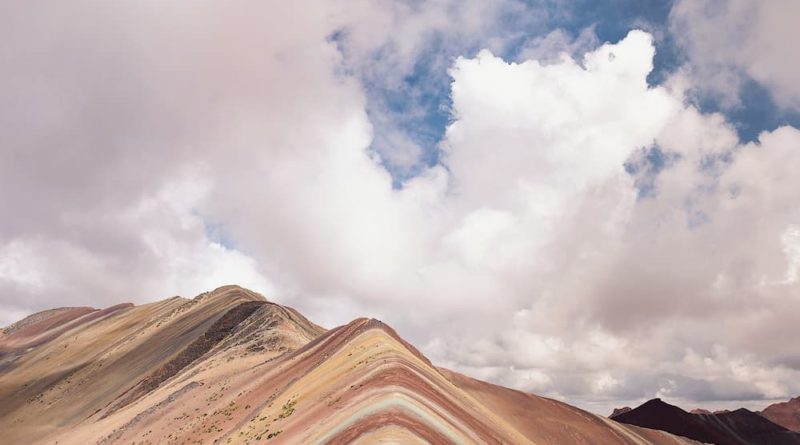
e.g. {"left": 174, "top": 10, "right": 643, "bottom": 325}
{"left": 762, "top": 397, "right": 800, "bottom": 432}
{"left": 1, "top": 286, "right": 702, "bottom": 444}
{"left": 612, "top": 398, "right": 800, "bottom": 445}
{"left": 612, "top": 398, "right": 736, "bottom": 444}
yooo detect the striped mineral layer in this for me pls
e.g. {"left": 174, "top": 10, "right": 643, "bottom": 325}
{"left": 0, "top": 286, "right": 702, "bottom": 444}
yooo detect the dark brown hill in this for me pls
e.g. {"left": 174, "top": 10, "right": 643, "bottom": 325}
{"left": 613, "top": 398, "right": 800, "bottom": 445}
{"left": 612, "top": 398, "right": 735, "bottom": 444}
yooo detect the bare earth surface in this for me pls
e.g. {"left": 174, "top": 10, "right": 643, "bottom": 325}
{"left": 763, "top": 398, "right": 800, "bottom": 433}
{"left": 1, "top": 285, "right": 702, "bottom": 444}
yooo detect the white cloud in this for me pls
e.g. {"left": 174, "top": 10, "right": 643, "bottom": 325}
{"left": 781, "top": 225, "right": 800, "bottom": 283}
{"left": 413, "top": 29, "right": 800, "bottom": 411}
{"left": 0, "top": 168, "right": 275, "bottom": 326}
{"left": 2, "top": 1, "right": 800, "bottom": 416}
{"left": 0, "top": 241, "right": 47, "bottom": 292}
{"left": 671, "top": 0, "right": 800, "bottom": 109}
{"left": 516, "top": 27, "right": 600, "bottom": 65}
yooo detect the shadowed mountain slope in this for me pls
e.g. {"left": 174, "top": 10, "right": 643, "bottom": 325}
{"left": 2, "top": 286, "right": 702, "bottom": 444}
{"left": 612, "top": 398, "right": 800, "bottom": 445}
{"left": 697, "top": 409, "right": 800, "bottom": 445}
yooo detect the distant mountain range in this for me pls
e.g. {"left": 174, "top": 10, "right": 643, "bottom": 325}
{"left": 611, "top": 397, "right": 800, "bottom": 445}
{"left": 1, "top": 285, "right": 704, "bottom": 444}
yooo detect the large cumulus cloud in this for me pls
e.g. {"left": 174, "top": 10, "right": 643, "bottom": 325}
{"left": 1, "top": 1, "right": 799, "bottom": 415}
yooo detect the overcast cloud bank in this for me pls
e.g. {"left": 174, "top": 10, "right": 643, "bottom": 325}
{"left": 1, "top": 0, "right": 798, "bottom": 414}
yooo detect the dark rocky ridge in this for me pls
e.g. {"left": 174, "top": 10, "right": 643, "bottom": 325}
{"left": 106, "top": 300, "right": 265, "bottom": 414}
{"left": 611, "top": 406, "right": 632, "bottom": 417}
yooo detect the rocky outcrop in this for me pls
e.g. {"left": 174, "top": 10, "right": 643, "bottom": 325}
{"left": 611, "top": 406, "right": 633, "bottom": 417}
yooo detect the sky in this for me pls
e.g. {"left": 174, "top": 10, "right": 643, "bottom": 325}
{"left": 1, "top": 0, "right": 799, "bottom": 415}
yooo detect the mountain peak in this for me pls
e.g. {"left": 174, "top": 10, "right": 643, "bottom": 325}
{"left": 193, "top": 284, "right": 269, "bottom": 304}
{"left": 762, "top": 396, "right": 800, "bottom": 432}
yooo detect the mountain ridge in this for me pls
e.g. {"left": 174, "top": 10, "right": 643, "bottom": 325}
{"left": 2, "top": 285, "right": 703, "bottom": 444}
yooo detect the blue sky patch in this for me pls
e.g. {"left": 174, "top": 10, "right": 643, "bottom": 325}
{"left": 333, "top": 0, "right": 794, "bottom": 187}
